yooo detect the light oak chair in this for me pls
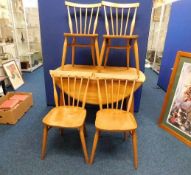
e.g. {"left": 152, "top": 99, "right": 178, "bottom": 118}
{"left": 41, "top": 70, "right": 92, "bottom": 163}
{"left": 61, "top": 1, "right": 101, "bottom": 68}
{"left": 99, "top": 1, "right": 140, "bottom": 76}
{"left": 90, "top": 73, "right": 138, "bottom": 169}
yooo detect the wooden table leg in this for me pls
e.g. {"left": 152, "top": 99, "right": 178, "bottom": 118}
{"left": 104, "top": 39, "right": 111, "bottom": 67}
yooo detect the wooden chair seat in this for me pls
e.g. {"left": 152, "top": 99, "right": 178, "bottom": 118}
{"left": 96, "top": 109, "right": 137, "bottom": 131}
{"left": 43, "top": 106, "right": 86, "bottom": 128}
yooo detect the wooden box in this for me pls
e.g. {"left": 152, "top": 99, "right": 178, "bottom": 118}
{"left": 0, "top": 92, "right": 33, "bottom": 124}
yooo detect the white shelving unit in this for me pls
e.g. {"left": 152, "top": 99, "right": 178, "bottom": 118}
{"left": 9, "top": 0, "right": 43, "bottom": 72}
{"left": 146, "top": 0, "right": 180, "bottom": 73}
{"left": 0, "top": 0, "right": 17, "bottom": 88}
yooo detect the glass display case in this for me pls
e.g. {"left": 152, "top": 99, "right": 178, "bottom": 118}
{"left": 9, "top": 0, "right": 43, "bottom": 72}
{"left": 0, "top": 0, "right": 18, "bottom": 89}
{"left": 0, "top": 0, "right": 16, "bottom": 61}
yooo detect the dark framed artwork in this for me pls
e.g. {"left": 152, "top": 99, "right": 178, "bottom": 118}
{"left": 159, "top": 51, "right": 191, "bottom": 147}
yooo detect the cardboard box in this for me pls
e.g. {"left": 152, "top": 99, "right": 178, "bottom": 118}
{"left": 0, "top": 92, "right": 33, "bottom": 124}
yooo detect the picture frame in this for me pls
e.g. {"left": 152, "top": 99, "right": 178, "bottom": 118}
{"left": 153, "top": 6, "right": 166, "bottom": 22}
{"left": 2, "top": 60, "right": 24, "bottom": 90}
{"left": 153, "top": 6, "right": 162, "bottom": 22}
{"left": 159, "top": 51, "right": 191, "bottom": 147}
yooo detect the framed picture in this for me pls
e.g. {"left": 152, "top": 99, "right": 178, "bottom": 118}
{"left": 153, "top": 6, "right": 166, "bottom": 22}
{"left": 159, "top": 51, "right": 191, "bottom": 147}
{"left": 3, "top": 60, "right": 24, "bottom": 90}
{"left": 153, "top": 6, "right": 162, "bottom": 22}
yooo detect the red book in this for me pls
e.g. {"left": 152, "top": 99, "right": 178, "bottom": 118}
{"left": 9, "top": 94, "right": 28, "bottom": 101}
{"left": 0, "top": 99, "right": 19, "bottom": 109}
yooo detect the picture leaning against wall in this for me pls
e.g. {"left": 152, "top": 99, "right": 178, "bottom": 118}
{"left": 3, "top": 60, "right": 24, "bottom": 90}
{"left": 159, "top": 51, "right": 191, "bottom": 147}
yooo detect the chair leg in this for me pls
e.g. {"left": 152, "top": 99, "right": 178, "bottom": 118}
{"left": 89, "top": 129, "right": 100, "bottom": 164}
{"left": 126, "top": 47, "right": 130, "bottom": 68}
{"left": 72, "top": 37, "right": 76, "bottom": 66}
{"left": 104, "top": 39, "right": 111, "bottom": 67}
{"left": 124, "top": 131, "right": 128, "bottom": 141}
{"left": 61, "top": 37, "right": 68, "bottom": 69}
{"left": 91, "top": 44, "right": 96, "bottom": 66}
{"left": 79, "top": 126, "right": 89, "bottom": 164}
{"left": 83, "top": 125, "right": 87, "bottom": 137}
{"left": 94, "top": 38, "right": 100, "bottom": 66}
{"left": 41, "top": 125, "right": 48, "bottom": 160}
{"left": 99, "top": 39, "right": 106, "bottom": 66}
{"left": 104, "top": 46, "right": 110, "bottom": 67}
{"left": 132, "top": 130, "right": 138, "bottom": 169}
{"left": 133, "top": 39, "right": 140, "bottom": 77}
{"left": 60, "top": 128, "right": 64, "bottom": 136}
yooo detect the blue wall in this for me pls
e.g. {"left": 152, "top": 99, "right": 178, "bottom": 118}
{"left": 38, "top": 0, "right": 152, "bottom": 111}
{"left": 158, "top": 0, "right": 191, "bottom": 91}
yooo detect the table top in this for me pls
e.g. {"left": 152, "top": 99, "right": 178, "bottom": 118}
{"left": 54, "top": 65, "right": 145, "bottom": 82}
{"left": 51, "top": 64, "right": 146, "bottom": 105}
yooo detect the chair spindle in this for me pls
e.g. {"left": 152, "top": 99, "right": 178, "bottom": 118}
{"left": 116, "top": 8, "right": 118, "bottom": 35}
{"left": 67, "top": 75, "right": 70, "bottom": 105}
{"left": 52, "top": 77, "right": 59, "bottom": 107}
{"left": 120, "top": 8, "right": 124, "bottom": 35}
{"left": 116, "top": 80, "right": 121, "bottom": 109}
{"left": 77, "top": 77, "right": 83, "bottom": 106}
{"left": 67, "top": 6, "right": 73, "bottom": 33}
{"left": 120, "top": 80, "right": 128, "bottom": 110}
{"left": 110, "top": 7, "right": 114, "bottom": 35}
{"left": 72, "top": 76, "right": 77, "bottom": 106}
{"left": 74, "top": 7, "right": 78, "bottom": 33}
{"left": 60, "top": 77, "right": 65, "bottom": 106}
{"left": 88, "top": 8, "right": 94, "bottom": 34}
{"left": 124, "top": 8, "right": 131, "bottom": 35}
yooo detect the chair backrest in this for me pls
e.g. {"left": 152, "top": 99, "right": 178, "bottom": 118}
{"left": 65, "top": 1, "right": 101, "bottom": 34}
{"left": 50, "top": 70, "right": 92, "bottom": 108}
{"left": 95, "top": 72, "right": 137, "bottom": 111}
{"left": 102, "top": 1, "right": 139, "bottom": 35}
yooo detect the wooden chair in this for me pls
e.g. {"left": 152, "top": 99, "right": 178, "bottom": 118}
{"left": 41, "top": 70, "right": 92, "bottom": 163}
{"left": 61, "top": 1, "right": 101, "bottom": 68}
{"left": 89, "top": 73, "right": 138, "bottom": 169}
{"left": 99, "top": 1, "right": 140, "bottom": 76}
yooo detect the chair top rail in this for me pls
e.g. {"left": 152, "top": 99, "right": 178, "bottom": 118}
{"left": 102, "top": 1, "right": 140, "bottom": 8}
{"left": 65, "top": 1, "right": 102, "bottom": 8}
{"left": 94, "top": 72, "right": 138, "bottom": 81}
{"left": 50, "top": 70, "right": 92, "bottom": 78}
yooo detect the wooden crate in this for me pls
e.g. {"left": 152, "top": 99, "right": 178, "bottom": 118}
{"left": 0, "top": 92, "right": 33, "bottom": 124}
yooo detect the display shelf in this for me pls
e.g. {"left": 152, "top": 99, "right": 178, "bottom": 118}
{"left": 20, "top": 51, "right": 42, "bottom": 72}
{"left": 146, "top": 1, "right": 172, "bottom": 73}
{"left": 8, "top": 0, "right": 43, "bottom": 72}
{"left": 0, "top": 0, "right": 18, "bottom": 78}
{"left": 21, "top": 62, "right": 42, "bottom": 72}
